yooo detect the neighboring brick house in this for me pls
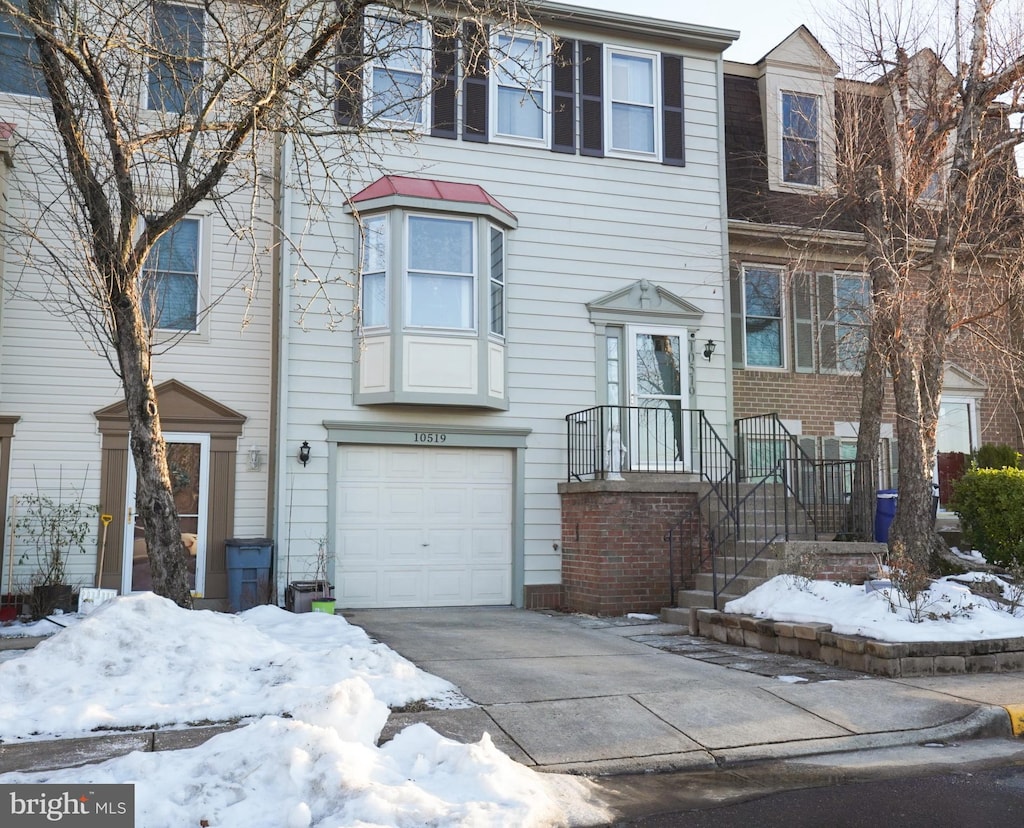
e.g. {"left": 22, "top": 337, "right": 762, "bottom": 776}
{"left": 723, "top": 28, "right": 1024, "bottom": 509}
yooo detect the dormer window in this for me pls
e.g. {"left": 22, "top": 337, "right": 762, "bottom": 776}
{"left": 782, "top": 91, "right": 819, "bottom": 186}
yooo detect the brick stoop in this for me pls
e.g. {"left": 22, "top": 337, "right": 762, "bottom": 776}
{"left": 692, "top": 607, "right": 1024, "bottom": 677}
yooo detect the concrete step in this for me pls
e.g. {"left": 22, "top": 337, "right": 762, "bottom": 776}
{"left": 692, "top": 572, "right": 767, "bottom": 596}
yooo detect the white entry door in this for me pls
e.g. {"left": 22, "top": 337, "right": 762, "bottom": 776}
{"left": 336, "top": 445, "right": 513, "bottom": 608}
{"left": 122, "top": 433, "right": 210, "bottom": 596}
{"left": 626, "top": 326, "right": 692, "bottom": 471}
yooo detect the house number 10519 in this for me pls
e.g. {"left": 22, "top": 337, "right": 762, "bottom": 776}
{"left": 414, "top": 432, "right": 447, "bottom": 443}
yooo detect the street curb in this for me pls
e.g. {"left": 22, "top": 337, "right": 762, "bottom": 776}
{"left": 1005, "top": 704, "right": 1024, "bottom": 736}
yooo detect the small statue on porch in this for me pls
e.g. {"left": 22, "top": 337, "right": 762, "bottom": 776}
{"left": 605, "top": 425, "right": 626, "bottom": 481}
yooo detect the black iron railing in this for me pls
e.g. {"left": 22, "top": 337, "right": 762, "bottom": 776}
{"left": 565, "top": 405, "right": 718, "bottom": 480}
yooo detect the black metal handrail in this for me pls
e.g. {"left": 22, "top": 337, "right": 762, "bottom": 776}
{"left": 566, "top": 405, "right": 719, "bottom": 480}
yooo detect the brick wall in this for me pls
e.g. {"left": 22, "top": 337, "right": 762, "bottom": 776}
{"left": 559, "top": 482, "right": 701, "bottom": 616}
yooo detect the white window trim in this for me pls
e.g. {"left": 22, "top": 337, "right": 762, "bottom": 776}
{"left": 779, "top": 89, "right": 821, "bottom": 188}
{"left": 402, "top": 212, "right": 478, "bottom": 333}
{"left": 359, "top": 214, "right": 390, "bottom": 332}
{"left": 829, "top": 271, "right": 871, "bottom": 376}
{"left": 741, "top": 263, "right": 787, "bottom": 371}
{"left": 488, "top": 29, "right": 551, "bottom": 148}
{"left": 603, "top": 44, "right": 662, "bottom": 162}
{"left": 141, "top": 1, "right": 206, "bottom": 114}
{"left": 140, "top": 211, "right": 211, "bottom": 341}
{"left": 363, "top": 7, "right": 431, "bottom": 131}
{"left": 487, "top": 225, "right": 506, "bottom": 340}
{"left": 761, "top": 68, "right": 837, "bottom": 195}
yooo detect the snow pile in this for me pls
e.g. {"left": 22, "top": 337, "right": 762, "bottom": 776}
{"left": 0, "top": 595, "right": 611, "bottom": 827}
{"left": 0, "top": 594, "right": 465, "bottom": 741}
{"left": 725, "top": 572, "right": 1024, "bottom": 642}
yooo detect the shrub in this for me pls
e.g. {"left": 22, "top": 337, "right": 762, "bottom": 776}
{"left": 974, "top": 443, "right": 1021, "bottom": 470}
{"left": 949, "top": 468, "right": 1024, "bottom": 567}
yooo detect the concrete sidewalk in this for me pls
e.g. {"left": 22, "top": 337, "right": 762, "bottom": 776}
{"left": 349, "top": 607, "right": 1024, "bottom": 776}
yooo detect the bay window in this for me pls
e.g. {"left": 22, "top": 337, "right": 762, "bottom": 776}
{"left": 407, "top": 216, "right": 475, "bottom": 329}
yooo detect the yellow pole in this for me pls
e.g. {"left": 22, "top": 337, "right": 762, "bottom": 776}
{"left": 97, "top": 514, "right": 113, "bottom": 589}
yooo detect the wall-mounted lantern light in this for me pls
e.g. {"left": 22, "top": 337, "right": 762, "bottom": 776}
{"left": 703, "top": 339, "right": 717, "bottom": 361}
{"left": 298, "top": 441, "right": 311, "bottom": 466}
{"left": 248, "top": 444, "right": 262, "bottom": 471}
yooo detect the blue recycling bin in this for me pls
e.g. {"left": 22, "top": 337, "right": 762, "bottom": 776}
{"left": 874, "top": 490, "right": 898, "bottom": 543}
{"left": 225, "top": 538, "right": 273, "bottom": 612}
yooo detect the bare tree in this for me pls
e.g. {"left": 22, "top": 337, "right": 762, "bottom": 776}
{"left": 831, "top": 0, "right": 1024, "bottom": 570}
{"left": 0, "top": 0, "right": 530, "bottom": 606}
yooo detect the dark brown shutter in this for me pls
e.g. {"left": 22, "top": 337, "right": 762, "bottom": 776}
{"left": 462, "top": 21, "right": 489, "bottom": 142}
{"left": 792, "top": 272, "right": 815, "bottom": 372}
{"left": 335, "top": 9, "right": 363, "bottom": 127}
{"left": 551, "top": 37, "right": 576, "bottom": 154}
{"left": 818, "top": 272, "right": 837, "bottom": 372}
{"left": 662, "top": 54, "right": 685, "bottom": 166}
{"left": 580, "top": 41, "right": 603, "bottom": 157}
{"left": 431, "top": 18, "right": 457, "bottom": 138}
{"left": 730, "top": 264, "right": 744, "bottom": 367}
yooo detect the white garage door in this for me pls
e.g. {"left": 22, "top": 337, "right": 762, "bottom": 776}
{"left": 336, "top": 445, "right": 513, "bottom": 608}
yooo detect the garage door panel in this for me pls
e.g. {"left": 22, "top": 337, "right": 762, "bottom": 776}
{"left": 337, "top": 529, "right": 379, "bottom": 560}
{"left": 384, "top": 449, "right": 427, "bottom": 479}
{"left": 380, "top": 529, "right": 424, "bottom": 560}
{"left": 337, "top": 571, "right": 378, "bottom": 605}
{"left": 471, "top": 570, "right": 510, "bottom": 603}
{"left": 336, "top": 445, "right": 513, "bottom": 608}
{"left": 340, "top": 446, "right": 382, "bottom": 478}
{"left": 470, "top": 529, "right": 511, "bottom": 560}
{"left": 471, "top": 488, "right": 512, "bottom": 521}
{"left": 424, "top": 529, "right": 467, "bottom": 561}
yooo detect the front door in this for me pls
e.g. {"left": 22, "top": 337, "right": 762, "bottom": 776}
{"left": 122, "top": 433, "right": 210, "bottom": 595}
{"left": 935, "top": 398, "right": 977, "bottom": 509}
{"left": 626, "top": 327, "right": 691, "bottom": 471}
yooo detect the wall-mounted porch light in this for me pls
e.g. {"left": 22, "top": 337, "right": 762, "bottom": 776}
{"left": 703, "top": 339, "right": 717, "bottom": 361}
{"left": 298, "top": 441, "right": 311, "bottom": 466}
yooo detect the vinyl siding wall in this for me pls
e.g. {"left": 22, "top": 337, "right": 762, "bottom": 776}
{"left": 280, "top": 39, "right": 731, "bottom": 596}
{"left": 0, "top": 103, "right": 274, "bottom": 590}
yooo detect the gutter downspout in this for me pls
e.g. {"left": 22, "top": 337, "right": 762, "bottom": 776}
{"left": 271, "top": 134, "right": 293, "bottom": 603}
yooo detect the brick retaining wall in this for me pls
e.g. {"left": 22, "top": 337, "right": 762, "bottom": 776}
{"left": 696, "top": 608, "right": 1024, "bottom": 677}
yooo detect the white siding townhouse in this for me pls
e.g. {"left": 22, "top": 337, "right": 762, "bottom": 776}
{"left": 0, "top": 3, "right": 275, "bottom": 609}
{"left": 276, "top": 2, "right": 739, "bottom": 610}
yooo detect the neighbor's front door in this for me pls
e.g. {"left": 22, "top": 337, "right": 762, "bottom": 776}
{"left": 122, "top": 433, "right": 210, "bottom": 596}
{"left": 626, "top": 326, "right": 691, "bottom": 471}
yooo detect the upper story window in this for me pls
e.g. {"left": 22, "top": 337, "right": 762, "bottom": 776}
{"left": 606, "top": 47, "right": 660, "bottom": 157}
{"left": 781, "top": 91, "right": 820, "bottom": 186}
{"left": 365, "top": 10, "right": 429, "bottom": 127}
{"left": 0, "top": 0, "right": 48, "bottom": 97}
{"left": 742, "top": 265, "right": 785, "bottom": 368}
{"left": 491, "top": 31, "right": 549, "bottom": 144}
{"left": 335, "top": 12, "right": 687, "bottom": 166}
{"left": 148, "top": 2, "right": 205, "bottom": 114}
{"left": 141, "top": 217, "right": 201, "bottom": 331}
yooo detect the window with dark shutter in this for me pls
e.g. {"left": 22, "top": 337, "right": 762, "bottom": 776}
{"left": 580, "top": 41, "right": 603, "bottom": 156}
{"left": 462, "top": 21, "right": 489, "bottom": 142}
{"left": 551, "top": 37, "right": 576, "bottom": 154}
{"left": 662, "top": 54, "right": 685, "bottom": 166}
{"left": 431, "top": 18, "right": 457, "bottom": 138}
{"left": 335, "top": 9, "right": 364, "bottom": 127}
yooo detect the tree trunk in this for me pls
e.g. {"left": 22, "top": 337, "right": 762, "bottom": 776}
{"left": 111, "top": 275, "right": 192, "bottom": 609}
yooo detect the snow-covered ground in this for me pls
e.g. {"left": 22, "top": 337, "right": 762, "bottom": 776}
{"left": 725, "top": 566, "right": 1024, "bottom": 642}
{"left": 0, "top": 595, "right": 610, "bottom": 827}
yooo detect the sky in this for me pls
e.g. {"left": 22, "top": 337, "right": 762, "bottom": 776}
{"left": 554, "top": 0, "right": 819, "bottom": 63}
{"left": 0, "top": 551, "right": 1020, "bottom": 826}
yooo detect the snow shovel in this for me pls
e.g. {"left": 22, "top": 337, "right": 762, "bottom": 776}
{"left": 79, "top": 514, "right": 117, "bottom": 615}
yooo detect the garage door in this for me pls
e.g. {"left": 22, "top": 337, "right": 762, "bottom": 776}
{"left": 335, "top": 445, "right": 513, "bottom": 607}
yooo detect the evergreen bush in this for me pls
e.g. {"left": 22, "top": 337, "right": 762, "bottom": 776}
{"left": 949, "top": 468, "right": 1024, "bottom": 567}
{"left": 974, "top": 443, "right": 1021, "bottom": 470}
